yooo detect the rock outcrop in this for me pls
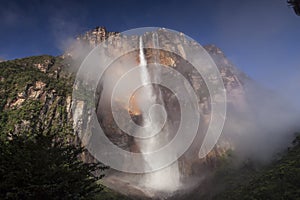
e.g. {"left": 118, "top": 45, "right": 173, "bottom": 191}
{"left": 0, "top": 55, "right": 73, "bottom": 137}
{"left": 0, "top": 26, "right": 249, "bottom": 197}
{"left": 69, "top": 27, "right": 247, "bottom": 178}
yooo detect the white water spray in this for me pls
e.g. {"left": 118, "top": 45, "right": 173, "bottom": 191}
{"left": 135, "top": 36, "right": 181, "bottom": 192}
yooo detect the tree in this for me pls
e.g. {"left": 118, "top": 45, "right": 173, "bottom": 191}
{"left": 0, "top": 130, "right": 107, "bottom": 200}
{"left": 214, "top": 133, "right": 300, "bottom": 200}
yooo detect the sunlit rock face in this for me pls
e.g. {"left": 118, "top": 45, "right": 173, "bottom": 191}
{"left": 63, "top": 27, "right": 119, "bottom": 59}
{"left": 0, "top": 55, "right": 74, "bottom": 146}
{"left": 70, "top": 27, "right": 247, "bottom": 198}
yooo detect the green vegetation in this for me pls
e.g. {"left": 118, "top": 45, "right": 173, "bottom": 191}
{"left": 0, "top": 55, "right": 73, "bottom": 135}
{"left": 1, "top": 55, "right": 299, "bottom": 200}
{"left": 0, "top": 55, "right": 108, "bottom": 199}
{"left": 185, "top": 133, "right": 300, "bottom": 200}
{"left": 0, "top": 55, "right": 73, "bottom": 102}
{"left": 215, "top": 133, "right": 300, "bottom": 200}
{"left": 0, "top": 56, "right": 130, "bottom": 200}
{"left": 0, "top": 100, "right": 41, "bottom": 141}
{"left": 0, "top": 129, "right": 107, "bottom": 200}
{"left": 94, "top": 187, "right": 132, "bottom": 200}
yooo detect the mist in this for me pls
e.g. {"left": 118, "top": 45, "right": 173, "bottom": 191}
{"left": 223, "top": 78, "right": 300, "bottom": 163}
{"left": 206, "top": 45, "right": 300, "bottom": 163}
{"left": 69, "top": 28, "right": 300, "bottom": 199}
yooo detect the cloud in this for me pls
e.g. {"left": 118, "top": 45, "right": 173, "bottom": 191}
{"left": 43, "top": 1, "right": 89, "bottom": 52}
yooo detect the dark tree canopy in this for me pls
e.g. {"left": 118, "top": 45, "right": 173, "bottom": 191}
{"left": 0, "top": 130, "right": 107, "bottom": 200}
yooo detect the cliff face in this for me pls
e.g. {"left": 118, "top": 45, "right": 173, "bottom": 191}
{"left": 63, "top": 26, "right": 119, "bottom": 58}
{"left": 2, "top": 26, "right": 299, "bottom": 200}
{"left": 0, "top": 26, "right": 247, "bottom": 180}
{"left": 0, "top": 55, "right": 73, "bottom": 139}
{"left": 76, "top": 26, "right": 119, "bottom": 48}
{"left": 68, "top": 27, "right": 248, "bottom": 177}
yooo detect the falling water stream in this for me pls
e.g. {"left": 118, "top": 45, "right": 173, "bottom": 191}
{"left": 135, "top": 35, "right": 181, "bottom": 192}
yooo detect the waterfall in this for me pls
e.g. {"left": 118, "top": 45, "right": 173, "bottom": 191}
{"left": 135, "top": 36, "right": 181, "bottom": 192}
{"left": 139, "top": 37, "right": 147, "bottom": 68}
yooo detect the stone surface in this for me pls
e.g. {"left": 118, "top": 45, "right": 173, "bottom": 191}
{"left": 68, "top": 27, "right": 248, "bottom": 179}
{"left": 0, "top": 27, "right": 251, "bottom": 196}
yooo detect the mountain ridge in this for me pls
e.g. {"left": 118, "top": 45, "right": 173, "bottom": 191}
{"left": 1, "top": 26, "right": 299, "bottom": 200}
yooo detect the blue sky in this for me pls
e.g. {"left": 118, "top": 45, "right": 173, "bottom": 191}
{"left": 0, "top": 0, "right": 299, "bottom": 98}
